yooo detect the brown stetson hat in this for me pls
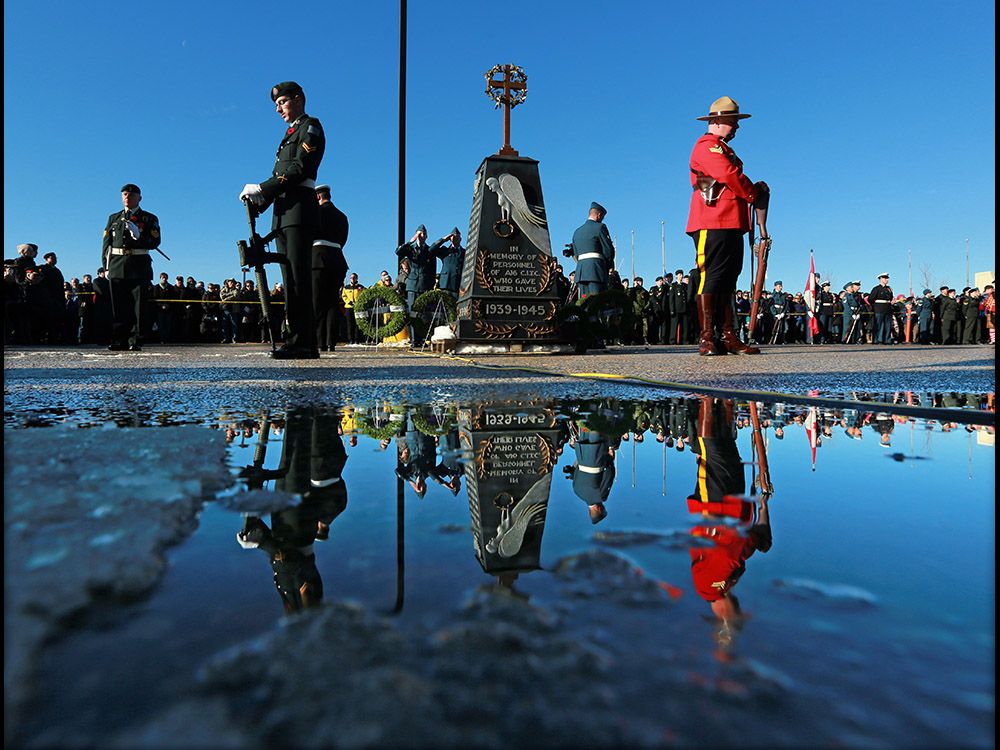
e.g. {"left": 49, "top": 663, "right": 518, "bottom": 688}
{"left": 697, "top": 96, "right": 752, "bottom": 121}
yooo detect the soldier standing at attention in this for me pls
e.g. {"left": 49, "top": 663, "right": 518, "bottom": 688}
{"left": 240, "top": 81, "right": 326, "bottom": 359}
{"left": 868, "top": 273, "right": 894, "bottom": 344}
{"left": 769, "top": 281, "right": 789, "bottom": 344}
{"left": 569, "top": 202, "right": 615, "bottom": 298}
{"left": 312, "top": 184, "right": 349, "bottom": 352}
{"left": 102, "top": 184, "right": 160, "bottom": 351}
{"left": 842, "top": 281, "right": 863, "bottom": 343}
{"left": 432, "top": 227, "right": 466, "bottom": 297}
{"left": 686, "top": 96, "right": 768, "bottom": 356}
{"left": 817, "top": 281, "right": 835, "bottom": 344}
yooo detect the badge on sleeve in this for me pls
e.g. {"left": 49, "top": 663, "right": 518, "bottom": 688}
{"left": 709, "top": 145, "right": 724, "bottom": 154}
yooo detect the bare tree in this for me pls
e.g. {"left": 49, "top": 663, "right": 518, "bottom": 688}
{"left": 918, "top": 263, "right": 935, "bottom": 292}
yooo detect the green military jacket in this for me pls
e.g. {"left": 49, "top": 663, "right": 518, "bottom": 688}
{"left": 102, "top": 207, "right": 160, "bottom": 281}
{"left": 261, "top": 113, "right": 326, "bottom": 230}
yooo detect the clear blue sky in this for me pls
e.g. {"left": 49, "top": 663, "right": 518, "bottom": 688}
{"left": 4, "top": 0, "right": 995, "bottom": 295}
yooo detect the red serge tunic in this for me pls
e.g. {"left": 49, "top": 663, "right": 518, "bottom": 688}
{"left": 686, "top": 133, "right": 758, "bottom": 233}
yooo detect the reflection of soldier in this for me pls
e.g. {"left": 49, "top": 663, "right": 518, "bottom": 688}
{"left": 566, "top": 420, "right": 617, "bottom": 524}
{"left": 237, "top": 408, "right": 348, "bottom": 614}
{"left": 395, "top": 413, "right": 436, "bottom": 497}
{"left": 430, "top": 428, "right": 463, "bottom": 495}
{"left": 686, "top": 396, "right": 771, "bottom": 651}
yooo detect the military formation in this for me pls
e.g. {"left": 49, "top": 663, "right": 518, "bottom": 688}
{"left": 6, "top": 87, "right": 995, "bottom": 354}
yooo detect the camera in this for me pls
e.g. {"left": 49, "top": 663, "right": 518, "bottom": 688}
{"left": 561, "top": 243, "right": 574, "bottom": 258}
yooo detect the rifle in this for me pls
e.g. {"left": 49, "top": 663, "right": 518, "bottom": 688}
{"left": 237, "top": 199, "right": 288, "bottom": 352}
{"left": 748, "top": 401, "right": 773, "bottom": 497}
{"left": 746, "top": 187, "right": 771, "bottom": 340}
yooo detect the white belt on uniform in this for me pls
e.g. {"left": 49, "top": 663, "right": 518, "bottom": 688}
{"left": 310, "top": 477, "right": 342, "bottom": 487}
{"left": 578, "top": 252, "right": 603, "bottom": 261}
{"left": 577, "top": 465, "right": 602, "bottom": 474}
{"left": 109, "top": 248, "right": 151, "bottom": 256}
{"left": 312, "top": 240, "right": 343, "bottom": 249}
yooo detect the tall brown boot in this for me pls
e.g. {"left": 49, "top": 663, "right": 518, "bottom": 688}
{"left": 697, "top": 294, "right": 723, "bottom": 356}
{"left": 718, "top": 296, "right": 760, "bottom": 355}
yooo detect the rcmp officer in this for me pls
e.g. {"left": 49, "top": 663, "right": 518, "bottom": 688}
{"left": 101, "top": 184, "right": 161, "bottom": 351}
{"left": 686, "top": 96, "right": 769, "bottom": 356}
{"left": 817, "top": 280, "right": 836, "bottom": 343}
{"left": 569, "top": 202, "right": 615, "bottom": 298}
{"left": 312, "top": 184, "right": 349, "bottom": 352}
{"left": 768, "top": 281, "right": 789, "bottom": 343}
{"left": 868, "top": 273, "right": 894, "bottom": 344}
{"left": 431, "top": 227, "right": 466, "bottom": 297}
{"left": 240, "top": 81, "right": 326, "bottom": 359}
{"left": 842, "top": 280, "right": 863, "bottom": 343}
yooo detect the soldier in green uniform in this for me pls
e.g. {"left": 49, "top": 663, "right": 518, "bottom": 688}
{"left": 101, "top": 184, "right": 161, "bottom": 351}
{"left": 842, "top": 281, "right": 863, "bottom": 343}
{"left": 628, "top": 277, "right": 653, "bottom": 344}
{"left": 240, "top": 81, "right": 326, "bottom": 359}
{"left": 768, "top": 281, "right": 789, "bottom": 343}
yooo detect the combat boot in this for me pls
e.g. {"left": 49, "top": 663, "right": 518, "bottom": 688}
{"left": 718, "top": 297, "right": 760, "bottom": 355}
{"left": 697, "top": 294, "right": 723, "bottom": 356}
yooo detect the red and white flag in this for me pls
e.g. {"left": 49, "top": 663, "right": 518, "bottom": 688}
{"left": 804, "top": 406, "right": 818, "bottom": 470}
{"left": 804, "top": 252, "right": 820, "bottom": 336}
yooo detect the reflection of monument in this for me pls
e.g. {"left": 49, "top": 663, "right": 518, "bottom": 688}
{"left": 459, "top": 401, "right": 567, "bottom": 577}
{"left": 454, "top": 65, "right": 572, "bottom": 353}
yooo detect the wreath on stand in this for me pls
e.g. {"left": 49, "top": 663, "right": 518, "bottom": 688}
{"left": 356, "top": 406, "right": 408, "bottom": 440}
{"left": 354, "top": 285, "right": 408, "bottom": 341}
{"left": 410, "top": 405, "right": 458, "bottom": 437}
{"left": 409, "top": 289, "right": 459, "bottom": 344}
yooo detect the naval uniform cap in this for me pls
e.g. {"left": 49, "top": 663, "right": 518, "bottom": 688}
{"left": 821, "top": 280, "right": 831, "bottom": 287}
{"left": 590, "top": 201, "right": 607, "bottom": 215}
{"left": 851, "top": 280, "right": 861, "bottom": 285}
{"left": 314, "top": 184, "right": 331, "bottom": 193}
{"left": 17, "top": 243, "right": 38, "bottom": 253}
{"left": 878, "top": 273, "right": 890, "bottom": 279}
{"left": 120, "top": 183, "right": 141, "bottom": 195}
{"left": 271, "top": 81, "right": 304, "bottom": 101}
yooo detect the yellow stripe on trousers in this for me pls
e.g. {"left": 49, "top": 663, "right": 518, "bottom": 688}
{"left": 696, "top": 230, "right": 707, "bottom": 294}
{"left": 696, "top": 436, "right": 709, "bottom": 502}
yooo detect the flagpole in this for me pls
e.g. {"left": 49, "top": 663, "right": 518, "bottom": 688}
{"left": 661, "top": 221, "right": 665, "bottom": 276}
{"left": 631, "top": 229, "right": 636, "bottom": 283}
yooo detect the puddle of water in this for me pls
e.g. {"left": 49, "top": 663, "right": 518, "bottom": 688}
{"left": 7, "top": 395, "right": 995, "bottom": 747}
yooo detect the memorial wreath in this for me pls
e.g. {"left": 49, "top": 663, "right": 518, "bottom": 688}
{"left": 354, "top": 285, "right": 408, "bottom": 340}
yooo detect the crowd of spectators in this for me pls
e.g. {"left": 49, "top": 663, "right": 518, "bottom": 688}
{"left": 4, "top": 242, "right": 996, "bottom": 348}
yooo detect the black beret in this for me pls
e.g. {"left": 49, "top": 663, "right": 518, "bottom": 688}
{"left": 590, "top": 201, "right": 607, "bottom": 215}
{"left": 271, "top": 81, "right": 304, "bottom": 101}
{"left": 120, "top": 183, "right": 141, "bottom": 195}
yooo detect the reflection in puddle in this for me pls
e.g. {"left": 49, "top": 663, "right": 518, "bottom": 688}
{"left": 7, "top": 394, "right": 995, "bottom": 748}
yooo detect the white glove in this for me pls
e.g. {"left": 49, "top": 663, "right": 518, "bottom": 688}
{"left": 240, "top": 184, "right": 265, "bottom": 206}
{"left": 852, "top": 314, "right": 860, "bottom": 320}
{"left": 126, "top": 220, "right": 141, "bottom": 240}
{"left": 236, "top": 532, "right": 259, "bottom": 550}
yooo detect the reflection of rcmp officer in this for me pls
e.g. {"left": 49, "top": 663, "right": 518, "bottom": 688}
{"left": 240, "top": 81, "right": 326, "bottom": 359}
{"left": 868, "top": 273, "right": 894, "bottom": 344}
{"left": 431, "top": 227, "right": 466, "bottom": 296}
{"left": 817, "top": 281, "right": 835, "bottom": 344}
{"left": 101, "top": 184, "right": 161, "bottom": 351}
{"left": 686, "top": 96, "right": 768, "bottom": 356}
{"left": 567, "top": 421, "right": 616, "bottom": 524}
{"left": 569, "top": 202, "right": 615, "bottom": 298}
{"left": 842, "top": 280, "right": 863, "bottom": 343}
{"left": 312, "top": 184, "right": 349, "bottom": 352}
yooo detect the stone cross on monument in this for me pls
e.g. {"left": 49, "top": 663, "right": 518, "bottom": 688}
{"left": 485, "top": 64, "right": 527, "bottom": 157}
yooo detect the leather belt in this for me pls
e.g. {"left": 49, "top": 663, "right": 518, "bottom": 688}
{"left": 578, "top": 252, "right": 603, "bottom": 261}
{"left": 109, "top": 248, "right": 150, "bottom": 256}
{"left": 312, "top": 240, "right": 342, "bottom": 249}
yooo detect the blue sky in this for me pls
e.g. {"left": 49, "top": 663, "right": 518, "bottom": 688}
{"left": 4, "top": 0, "right": 995, "bottom": 294}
